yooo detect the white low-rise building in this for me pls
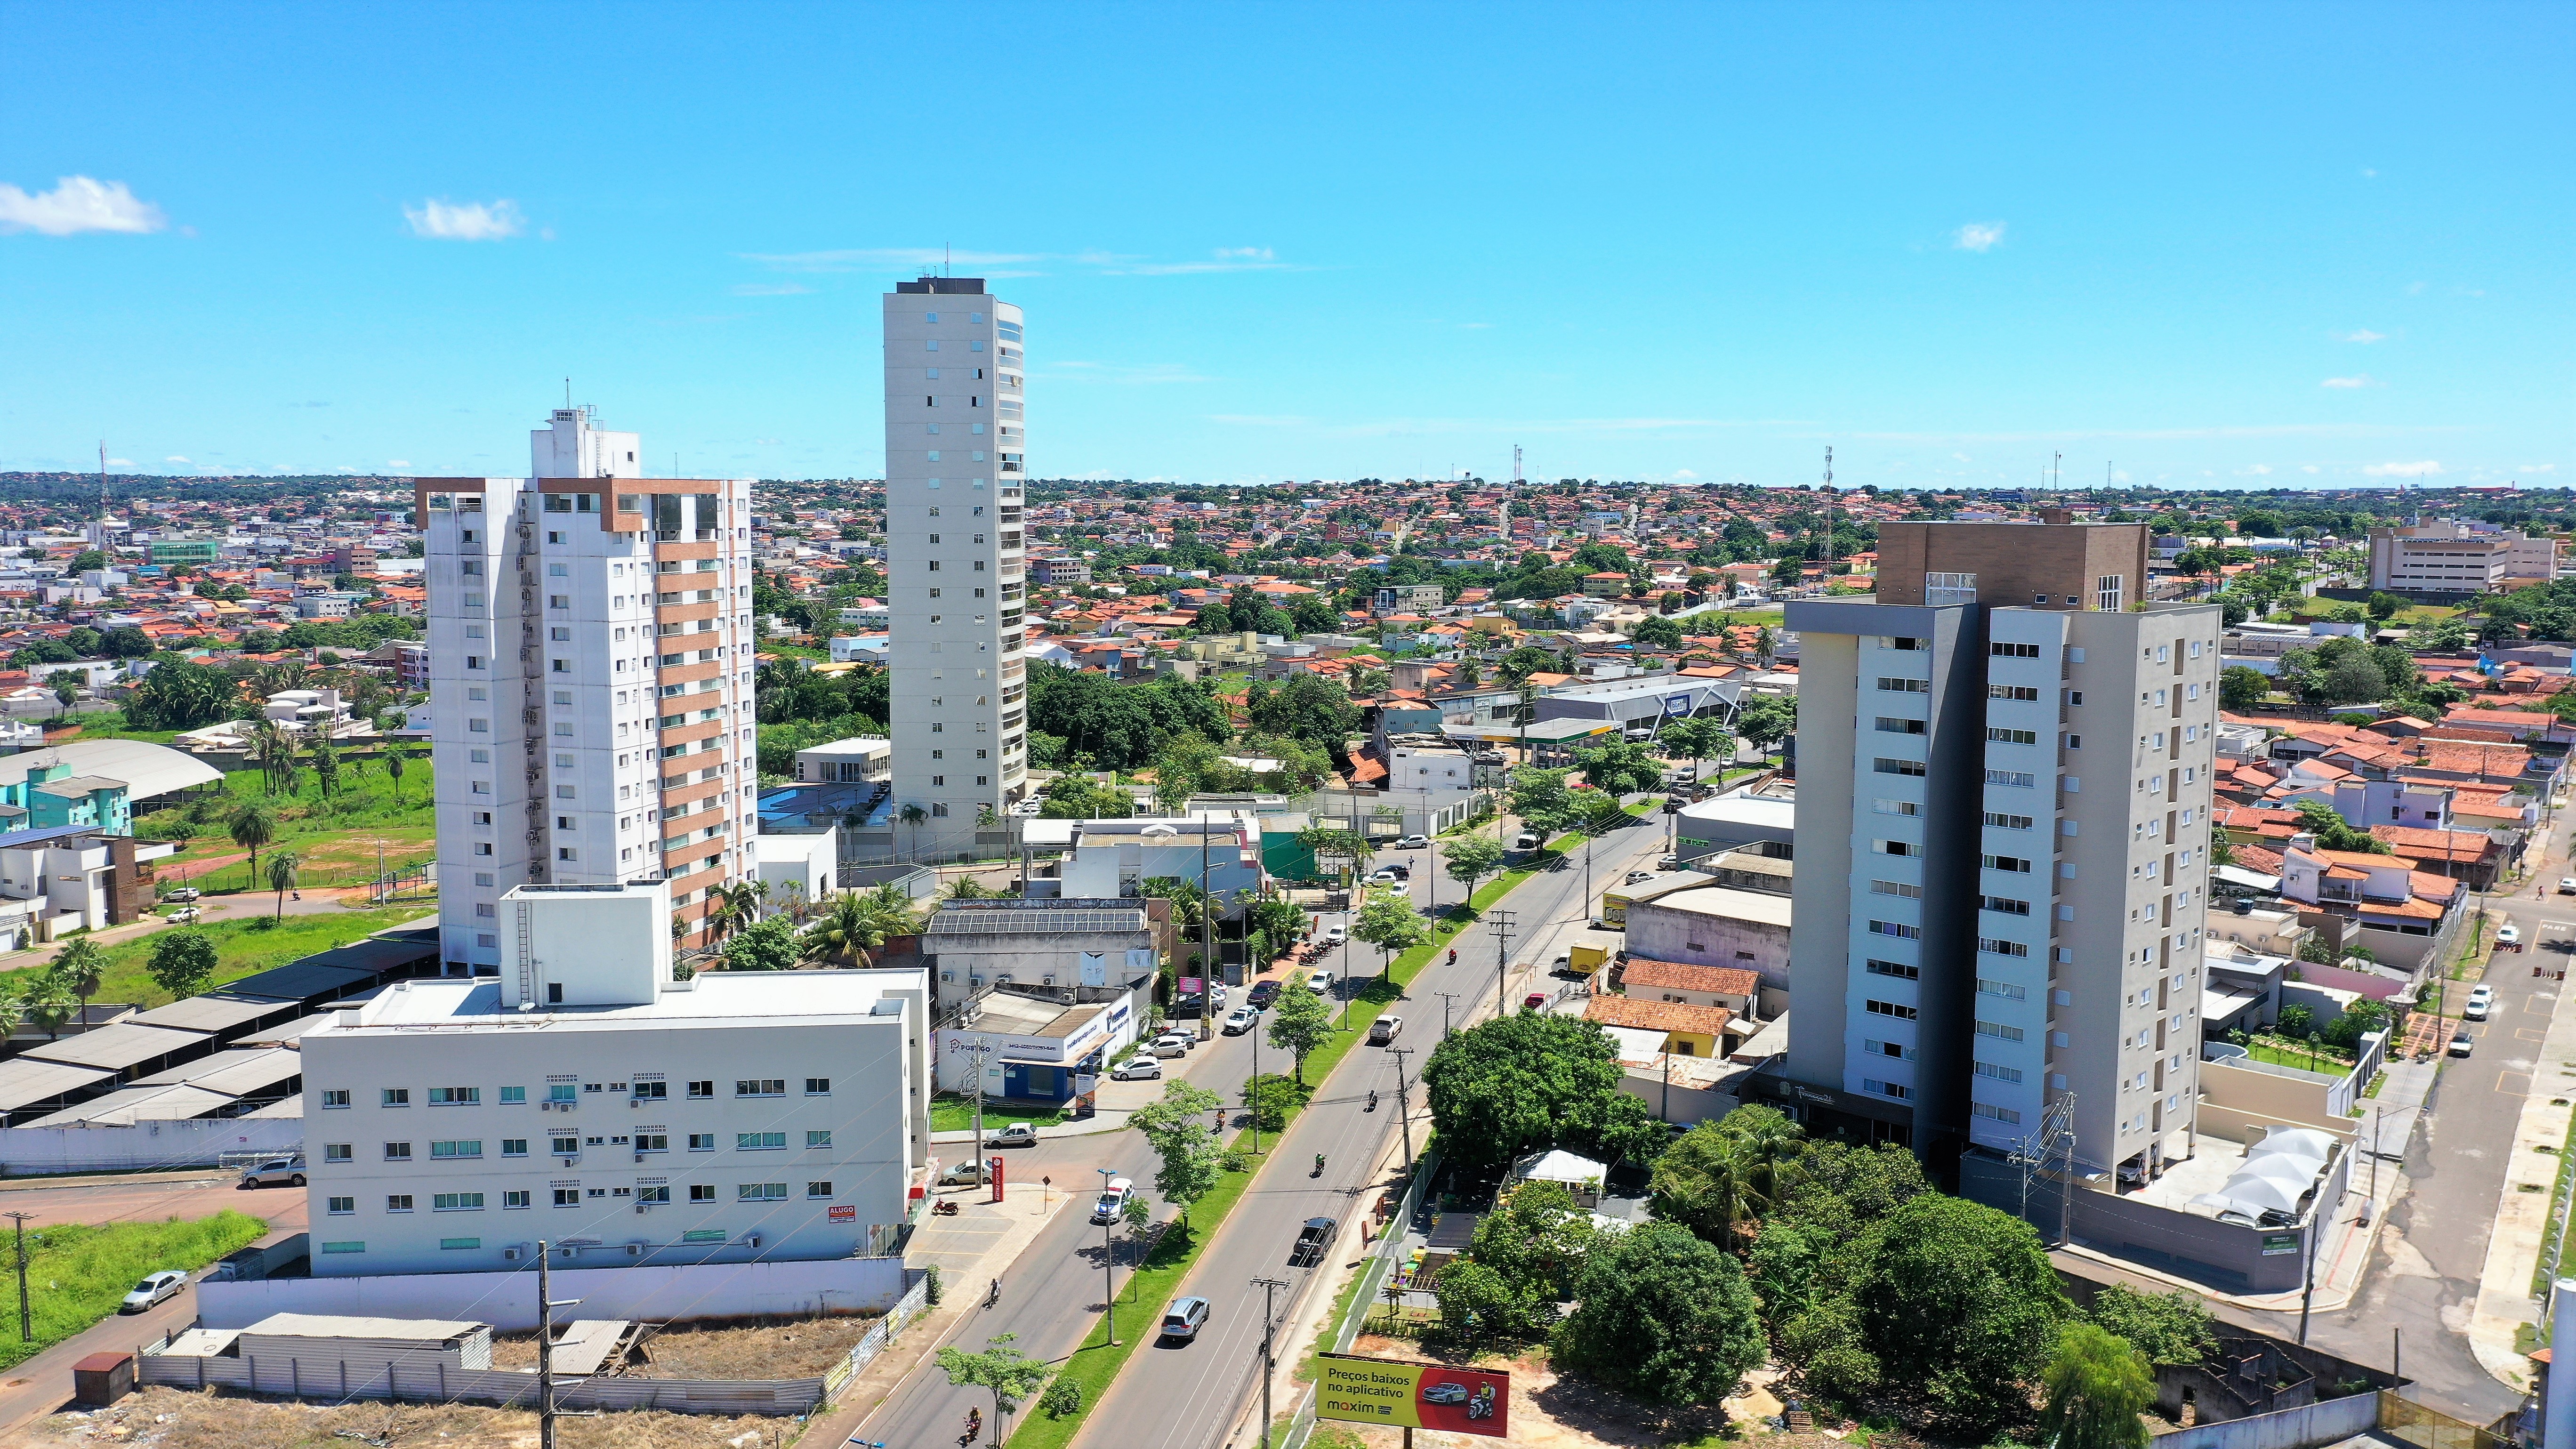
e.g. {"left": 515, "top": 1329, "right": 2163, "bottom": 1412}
{"left": 298, "top": 879, "right": 929, "bottom": 1278}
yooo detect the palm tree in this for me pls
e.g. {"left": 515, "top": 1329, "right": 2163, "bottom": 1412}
{"left": 266, "top": 850, "right": 301, "bottom": 919}
{"left": 386, "top": 746, "right": 411, "bottom": 805}
{"left": 799, "top": 891, "right": 886, "bottom": 967}
{"left": 247, "top": 718, "right": 300, "bottom": 796}
{"left": 309, "top": 740, "right": 341, "bottom": 800}
{"left": 0, "top": 990, "right": 23, "bottom": 1046}
{"left": 52, "top": 936, "right": 106, "bottom": 1031}
{"left": 896, "top": 804, "right": 929, "bottom": 862}
{"left": 229, "top": 802, "right": 275, "bottom": 877}
{"left": 23, "top": 974, "right": 79, "bottom": 1043}
{"left": 862, "top": 882, "right": 922, "bottom": 939}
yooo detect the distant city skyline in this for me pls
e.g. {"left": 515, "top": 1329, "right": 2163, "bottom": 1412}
{"left": 0, "top": 3, "right": 2564, "bottom": 491}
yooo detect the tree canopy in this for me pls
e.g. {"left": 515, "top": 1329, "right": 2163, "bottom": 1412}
{"left": 1421, "top": 1011, "right": 1666, "bottom": 1171}
{"left": 1553, "top": 1221, "right": 1767, "bottom": 1406}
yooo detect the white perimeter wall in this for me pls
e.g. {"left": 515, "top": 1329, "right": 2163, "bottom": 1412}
{"left": 196, "top": 1253, "right": 909, "bottom": 1331}
{"left": 0, "top": 1119, "right": 304, "bottom": 1174}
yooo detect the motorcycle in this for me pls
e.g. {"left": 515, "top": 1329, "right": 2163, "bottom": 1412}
{"left": 932, "top": 1199, "right": 960, "bottom": 1217}
{"left": 1365, "top": 1090, "right": 1378, "bottom": 1112}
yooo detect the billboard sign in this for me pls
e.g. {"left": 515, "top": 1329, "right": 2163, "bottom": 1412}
{"left": 1317, "top": 1354, "right": 1508, "bottom": 1438}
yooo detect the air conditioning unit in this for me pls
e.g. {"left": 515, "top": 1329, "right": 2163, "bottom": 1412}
{"left": 627, "top": 1241, "right": 646, "bottom": 1255}
{"left": 1042, "top": 974, "right": 1055, "bottom": 987}
{"left": 502, "top": 1247, "right": 523, "bottom": 1262}
{"left": 742, "top": 1233, "right": 761, "bottom": 1249}
{"left": 633, "top": 1206, "right": 648, "bottom": 1217}
{"left": 995, "top": 973, "right": 1014, "bottom": 984}
{"left": 633, "top": 1152, "right": 645, "bottom": 1163}
{"left": 939, "top": 970, "right": 955, "bottom": 984}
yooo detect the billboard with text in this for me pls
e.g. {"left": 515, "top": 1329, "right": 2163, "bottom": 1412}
{"left": 1317, "top": 1354, "right": 1509, "bottom": 1438}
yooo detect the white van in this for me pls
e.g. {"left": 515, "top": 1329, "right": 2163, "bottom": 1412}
{"left": 1090, "top": 1176, "right": 1135, "bottom": 1224}
{"left": 1514, "top": 831, "right": 1542, "bottom": 850}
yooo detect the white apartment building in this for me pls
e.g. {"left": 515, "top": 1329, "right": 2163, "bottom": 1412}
{"left": 883, "top": 279, "right": 1032, "bottom": 861}
{"left": 1779, "top": 518, "right": 2221, "bottom": 1185}
{"left": 418, "top": 406, "right": 758, "bottom": 971}
{"left": 298, "top": 881, "right": 930, "bottom": 1277}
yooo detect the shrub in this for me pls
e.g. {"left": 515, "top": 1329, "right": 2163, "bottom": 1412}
{"left": 1040, "top": 1376, "right": 1084, "bottom": 1418}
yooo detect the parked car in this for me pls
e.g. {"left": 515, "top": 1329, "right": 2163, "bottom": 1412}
{"left": 1288, "top": 1216, "right": 1339, "bottom": 1268}
{"left": 2560, "top": 877, "right": 2576, "bottom": 895}
{"left": 1090, "top": 1176, "right": 1134, "bottom": 1224}
{"left": 1323, "top": 923, "right": 1348, "bottom": 943}
{"left": 1393, "top": 835, "right": 1430, "bottom": 850}
{"left": 1655, "top": 853, "right": 1681, "bottom": 871}
{"left": 1514, "top": 832, "right": 1542, "bottom": 850}
{"left": 1222, "top": 1006, "right": 1259, "bottom": 1035}
{"left": 120, "top": 1271, "right": 187, "bottom": 1313}
{"left": 1159, "top": 1296, "right": 1211, "bottom": 1342}
{"left": 1368, "top": 1014, "right": 1403, "bottom": 1045}
{"left": 163, "top": 886, "right": 201, "bottom": 903}
{"left": 1366, "top": 866, "right": 1409, "bottom": 884}
{"left": 1305, "top": 970, "right": 1337, "bottom": 995}
{"left": 1623, "top": 869, "right": 1654, "bottom": 885}
{"left": 990, "top": 1123, "right": 1041, "bottom": 1148}
{"left": 1112, "top": 1056, "right": 1164, "bottom": 1080}
{"left": 2450, "top": 1030, "right": 2476, "bottom": 1058}
{"left": 1149, "top": 1033, "right": 1194, "bottom": 1059}
{"left": 2498, "top": 924, "right": 2524, "bottom": 946}
{"left": 1168, "top": 991, "right": 1208, "bottom": 1019}
{"left": 1523, "top": 992, "right": 1548, "bottom": 1012}
{"left": 938, "top": 1159, "right": 991, "bottom": 1186}
{"left": 236, "top": 1156, "right": 306, "bottom": 1189}
{"left": 2464, "top": 985, "right": 2496, "bottom": 1021}
{"left": 1247, "top": 980, "right": 1282, "bottom": 1009}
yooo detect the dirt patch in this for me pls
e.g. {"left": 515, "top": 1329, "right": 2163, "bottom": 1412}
{"left": 1340, "top": 1334, "right": 1758, "bottom": 1448}
{"left": 29, "top": 1384, "right": 792, "bottom": 1449}
{"left": 487, "top": 1314, "right": 881, "bottom": 1379}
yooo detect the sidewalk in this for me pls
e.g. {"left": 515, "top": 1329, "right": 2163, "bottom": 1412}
{"left": 2465, "top": 963, "right": 2576, "bottom": 1387}
{"left": 801, "top": 1186, "right": 1076, "bottom": 1445}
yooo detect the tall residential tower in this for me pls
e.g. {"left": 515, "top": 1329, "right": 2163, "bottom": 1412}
{"left": 883, "top": 278, "right": 1031, "bottom": 860}
{"left": 1769, "top": 515, "right": 2220, "bottom": 1190}
{"left": 418, "top": 407, "right": 758, "bottom": 972}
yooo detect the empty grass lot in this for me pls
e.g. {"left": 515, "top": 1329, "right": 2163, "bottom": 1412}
{"left": 0, "top": 1210, "right": 267, "bottom": 1372}
{"left": 0, "top": 906, "right": 433, "bottom": 1010}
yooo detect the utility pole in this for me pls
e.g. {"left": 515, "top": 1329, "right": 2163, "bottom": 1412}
{"left": 5, "top": 1211, "right": 29, "bottom": 1341}
{"left": 1435, "top": 990, "right": 1459, "bottom": 1038}
{"left": 1198, "top": 815, "right": 1216, "bottom": 1041}
{"left": 1249, "top": 995, "right": 1264, "bottom": 1155}
{"left": 536, "top": 1241, "right": 583, "bottom": 1449}
{"left": 1388, "top": 1046, "right": 1415, "bottom": 1172}
{"left": 1097, "top": 1167, "right": 1120, "bottom": 1345}
{"left": 966, "top": 1039, "right": 992, "bottom": 1169}
{"left": 1485, "top": 909, "right": 1517, "bottom": 1017}
{"left": 1251, "top": 1276, "right": 1289, "bottom": 1449}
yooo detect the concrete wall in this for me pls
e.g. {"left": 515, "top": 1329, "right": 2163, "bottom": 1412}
{"left": 2146, "top": 1393, "right": 2378, "bottom": 1449}
{"left": 1962, "top": 1150, "right": 2323, "bottom": 1294}
{"left": 2199, "top": 1057, "right": 2367, "bottom": 1138}
{"left": 194, "top": 1252, "right": 910, "bottom": 1331}
{"left": 1617, "top": 1071, "right": 1737, "bottom": 1127}
{"left": 0, "top": 1118, "right": 305, "bottom": 1174}
{"left": 1625, "top": 898, "right": 1790, "bottom": 997}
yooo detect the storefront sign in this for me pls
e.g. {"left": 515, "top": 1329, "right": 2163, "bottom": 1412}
{"left": 1316, "top": 1354, "right": 1508, "bottom": 1438}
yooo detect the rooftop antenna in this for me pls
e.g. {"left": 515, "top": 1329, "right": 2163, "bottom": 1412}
{"left": 2053, "top": 450, "right": 2063, "bottom": 491}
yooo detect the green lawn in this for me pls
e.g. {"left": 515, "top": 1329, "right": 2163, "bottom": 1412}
{"left": 142, "top": 756, "right": 439, "bottom": 894}
{"left": 930, "top": 1094, "right": 1068, "bottom": 1134}
{"left": 2242, "top": 1038, "right": 2355, "bottom": 1075}
{"left": 0, "top": 906, "right": 434, "bottom": 1009}
{"left": 0, "top": 1211, "right": 267, "bottom": 1371}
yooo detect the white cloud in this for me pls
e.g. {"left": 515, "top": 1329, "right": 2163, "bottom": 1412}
{"left": 2363, "top": 460, "right": 2443, "bottom": 477}
{"left": 1672, "top": 469, "right": 1699, "bottom": 480}
{"left": 0, "top": 176, "right": 167, "bottom": 236}
{"left": 2520, "top": 463, "right": 2559, "bottom": 475}
{"left": 2301, "top": 464, "right": 2321, "bottom": 474}
{"left": 1953, "top": 221, "right": 2006, "bottom": 252}
{"left": 2238, "top": 464, "right": 2274, "bottom": 476}
{"left": 1214, "top": 246, "right": 1274, "bottom": 261}
{"left": 2320, "top": 375, "right": 2374, "bottom": 388}
{"left": 739, "top": 247, "right": 1047, "bottom": 273}
{"left": 402, "top": 199, "right": 524, "bottom": 241}
{"left": 2362, "top": 168, "right": 2378, "bottom": 178}
{"left": 2340, "top": 329, "right": 2386, "bottom": 343}
{"left": 105, "top": 458, "right": 133, "bottom": 467}
{"left": 730, "top": 282, "right": 811, "bottom": 296}
{"left": 1951, "top": 452, "right": 1972, "bottom": 462}
{"left": 164, "top": 455, "right": 189, "bottom": 464}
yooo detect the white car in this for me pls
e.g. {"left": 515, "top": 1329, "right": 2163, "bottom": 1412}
{"left": 2464, "top": 985, "right": 2496, "bottom": 1021}
{"left": 1305, "top": 970, "right": 1337, "bottom": 996}
{"left": 1112, "top": 1057, "right": 1163, "bottom": 1080}
{"left": 2497, "top": 924, "right": 2523, "bottom": 947}
{"left": 1393, "top": 835, "right": 1429, "bottom": 850}
{"left": 1322, "top": 923, "right": 1347, "bottom": 943}
{"left": 1090, "top": 1176, "right": 1134, "bottom": 1225}
{"left": 120, "top": 1270, "right": 187, "bottom": 1314}
{"left": 1150, "top": 1032, "right": 1195, "bottom": 1058}
{"left": 2560, "top": 877, "right": 2576, "bottom": 895}
{"left": 1222, "top": 1006, "right": 1259, "bottom": 1035}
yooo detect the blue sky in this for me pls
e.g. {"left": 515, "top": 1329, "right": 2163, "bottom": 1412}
{"left": 2, "top": 2, "right": 2566, "bottom": 492}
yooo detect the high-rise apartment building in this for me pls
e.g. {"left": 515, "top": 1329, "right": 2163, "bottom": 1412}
{"left": 417, "top": 407, "right": 758, "bottom": 973}
{"left": 1773, "top": 515, "right": 2221, "bottom": 1187}
{"left": 883, "top": 278, "right": 1031, "bottom": 860}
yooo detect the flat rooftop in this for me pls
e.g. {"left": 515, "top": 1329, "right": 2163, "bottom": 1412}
{"left": 1636, "top": 884, "right": 1794, "bottom": 928}
{"left": 314, "top": 968, "right": 922, "bottom": 1038}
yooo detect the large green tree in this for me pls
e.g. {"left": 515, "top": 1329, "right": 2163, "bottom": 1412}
{"left": 1852, "top": 1195, "right": 2072, "bottom": 1435}
{"left": 1127, "top": 1080, "right": 1229, "bottom": 1226}
{"left": 123, "top": 659, "right": 233, "bottom": 730}
{"left": 2038, "top": 1322, "right": 2156, "bottom": 1449}
{"left": 1351, "top": 884, "right": 1428, "bottom": 982}
{"left": 1421, "top": 1011, "right": 1665, "bottom": 1171}
{"left": 1264, "top": 980, "right": 1334, "bottom": 1084}
{"left": 2085, "top": 1285, "right": 2217, "bottom": 1368}
{"left": 147, "top": 928, "right": 220, "bottom": 1000}
{"left": 1571, "top": 740, "right": 1663, "bottom": 796}
{"left": 1554, "top": 1222, "right": 1767, "bottom": 1406}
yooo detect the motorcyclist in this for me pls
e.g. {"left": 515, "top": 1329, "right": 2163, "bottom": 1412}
{"left": 1314, "top": 1152, "right": 1326, "bottom": 1175}
{"left": 1366, "top": 1089, "right": 1378, "bottom": 1110}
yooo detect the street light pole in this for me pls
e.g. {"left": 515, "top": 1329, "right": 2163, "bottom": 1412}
{"left": 1388, "top": 1046, "right": 1415, "bottom": 1173}
{"left": 1486, "top": 909, "right": 1517, "bottom": 1017}
{"left": 1097, "top": 1167, "right": 1120, "bottom": 1346}
{"left": 1251, "top": 1276, "right": 1289, "bottom": 1449}
{"left": 4, "top": 1211, "right": 29, "bottom": 1341}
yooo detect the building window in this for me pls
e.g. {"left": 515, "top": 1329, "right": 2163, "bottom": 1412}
{"left": 1868, "top": 880, "right": 1923, "bottom": 899}
{"left": 1977, "top": 978, "right": 2029, "bottom": 1000}
{"left": 326, "top": 1197, "right": 354, "bottom": 1215}
{"left": 688, "top": 1081, "right": 714, "bottom": 1099}
{"left": 689, "top": 1133, "right": 716, "bottom": 1151}
{"left": 1980, "top": 895, "right": 2031, "bottom": 916}
{"left": 1864, "top": 1079, "right": 1912, "bottom": 1101}
{"left": 386, "top": 1195, "right": 415, "bottom": 1212}
{"left": 502, "top": 1138, "right": 528, "bottom": 1157}
{"left": 1989, "top": 642, "right": 2041, "bottom": 659}
{"left": 1872, "top": 758, "right": 1926, "bottom": 778}
{"left": 1984, "top": 812, "right": 2033, "bottom": 829}
{"left": 381, "top": 1089, "right": 410, "bottom": 1107}
{"left": 1864, "top": 999, "right": 1918, "bottom": 1020}
{"left": 321, "top": 1090, "right": 350, "bottom": 1109}
{"left": 639, "top": 1186, "right": 671, "bottom": 1204}
{"left": 499, "top": 1086, "right": 526, "bottom": 1104}
{"left": 2096, "top": 574, "right": 2125, "bottom": 612}
{"left": 1978, "top": 937, "right": 2030, "bottom": 958}
{"left": 1972, "top": 1102, "right": 2024, "bottom": 1124}
{"left": 1986, "top": 727, "right": 2037, "bottom": 745}
{"left": 1981, "top": 854, "right": 2032, "bottom": 873}
{"left": 1866, "top": 920, "right": 1920, "bottom": 940}
{"left": 738, "top": 1182, "right": 788, "bottom": 1202}
{"left": 383, "top": 1142, "right": 412, "bottom": 1161}
{"left": 430, "top": 1140, "right": 482, "bottom": 1159}
{"left": 554, "top": 1189, "right": 580, "bottom": 1207}
{"left": 1988, "top": 684, "right": 2039, "bottom": 701}
{"left": 1863, "top": 958, "right": 1919, "bottom": 980}
{"left": 1975, "top": 1020, "right": 2026, "bottom": 1041}
{"left": 806, "top": 1130, "right": 832, "bottom": 1148}
{"left": 735, "top": 1078, "right": 785, "bottom": 1097}
{"left": 323, "top": 1143, "right": 351, "bottom": 1163}
{"left": 690, "top": 1184, "right": 716, "bottom": 1202}
{"left": 1975, "top": 1061, "right": 2025, "bottom": 1083}
{"left": 807, "top": 1181, "right": 834, "bottom": 1199}
{"left": 805, "top": 1077, "right": 831, "bottom": 1095}
{"left": 428, "top": 1087, "right": 480, "bottom": 1105}
{"left": 1875, "top": 717, "right": 1926, "bottom": 735}
{"left": 433, "top": 1192, "right": 485, "bottom": 1211}
{"left": 737, "top": 1132, "right": 787, "bottom": 1151}
{"left": 320, "top": 1241, "right": 365, "bottom": 1255}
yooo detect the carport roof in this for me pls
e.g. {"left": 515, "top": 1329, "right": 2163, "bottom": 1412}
{"left": 0, "top": 1055, "right": 113, "bottom": 1113}
{"left": 21, "top": 1021, "right": 211, "bottom": 1072}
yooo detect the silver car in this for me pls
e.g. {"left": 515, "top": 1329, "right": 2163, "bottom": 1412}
{"left": 1160, "top": 1296, "right": 1211, "bottom": 1341}
{"left": 120, "top": 1270, "right": 186, "bottom": 1313}
{"left": 236, "top": 1156, "right": 306, "bottom": 1189}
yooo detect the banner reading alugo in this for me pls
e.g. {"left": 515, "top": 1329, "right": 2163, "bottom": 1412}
{"left": 1316, "top": 1353, "right": 1509, "bottom": 1438}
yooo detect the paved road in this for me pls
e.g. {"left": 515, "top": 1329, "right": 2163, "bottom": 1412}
{"left": 2258, "top": 811, "right": 2570, "bottom": 1423}
{"left": 1072, "top": 811, "right": 1669, "bottom": 1449}
{"left": 844, "top": 810, "right": 1663, "bottom": 1449}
